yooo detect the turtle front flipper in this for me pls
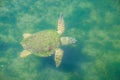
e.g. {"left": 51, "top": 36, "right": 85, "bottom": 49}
{"left": 20, "top": 50, "right": 32, "bottom": 58}
{"left": 54, "top": 48, "right": 63, "bottom": 67}
{"left": 57, "top": 13, "right": 65, "bottom": 35}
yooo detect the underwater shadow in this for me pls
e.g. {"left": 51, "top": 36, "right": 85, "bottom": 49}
{"left": 57, "top": 41, "right": 93, "bottom": 72}
{"left": 36, "top": 39, "right": 93, "bottom": 77}
{"left": 58, "top": 46, "right": 82, "bottom": 72}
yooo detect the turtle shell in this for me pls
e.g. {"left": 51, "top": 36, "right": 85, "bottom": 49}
{"left": 21, "top": 30, "right": 60, "bottom": 57}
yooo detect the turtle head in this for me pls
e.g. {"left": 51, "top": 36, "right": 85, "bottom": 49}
{"left": 60, "top": 37, "right": 77, "bottom": 45}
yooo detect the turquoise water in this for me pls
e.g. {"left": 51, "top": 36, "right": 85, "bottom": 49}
{"left": 0, "top": 0, "right": 120, "bottom": 80}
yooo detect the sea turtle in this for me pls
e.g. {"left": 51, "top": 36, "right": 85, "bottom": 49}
{"left": 20, "top": 14, "right": 76, "bottom": 67}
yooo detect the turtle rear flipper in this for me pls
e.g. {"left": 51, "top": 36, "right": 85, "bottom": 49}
{"left": 54, "top": 48, "right": 63, "bottom": 67}
{"left": 20, "top": 50, "right": 31, "bottom": 58}
{"left": 23, "top": 33, "right": 32, "bottom": 38}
